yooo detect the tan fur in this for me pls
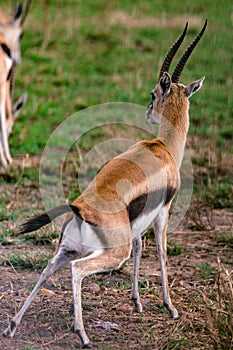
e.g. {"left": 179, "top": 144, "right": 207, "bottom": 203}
{"left": 159, "top": 84, "right": 189, "bottom": 140}
{"left": 0, "top": 10, "right": 11, "bottom": 24}
{"left": 149, "top": 83, "right": 190, "bottom": 168}
{"left": 72, "top": 139, "right": 179, "bottom": 230}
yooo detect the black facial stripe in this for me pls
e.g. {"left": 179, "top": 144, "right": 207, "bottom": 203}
{"left": 7, "top": 65, "right": 13, "bottom": 81}
{"left": 1, "top": 43, "right": 11, "bottom": 58}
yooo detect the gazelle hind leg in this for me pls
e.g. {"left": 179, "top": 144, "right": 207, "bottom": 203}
{"left": 131, "top": 236, "right": 143, "bottom": 312}
{"left": 3, "top": 248, "right": 77, "bottom": 338}
{"left": 153, "top": 207, "right": 179, "bottom": 319}
{"left": 71, "top": 245, "right": 131, "bottom": 348}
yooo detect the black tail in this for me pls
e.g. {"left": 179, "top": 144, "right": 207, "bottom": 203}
{"left": 16, "top": 204, "right": 74, "bottom": 235}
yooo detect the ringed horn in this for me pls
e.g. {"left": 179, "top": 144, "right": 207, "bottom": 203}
{"left": 159, "top": 19, "right": 208, "bottom": 83}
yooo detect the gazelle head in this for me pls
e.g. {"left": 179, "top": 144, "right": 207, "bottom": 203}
{"left": 146, "top": 21, "right": 207, "bottom": 127}
{"left": 0, "top": 1, "right": 32, "bottom": 65}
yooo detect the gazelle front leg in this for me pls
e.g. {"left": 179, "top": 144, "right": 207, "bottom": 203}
{"left": 0, "top": 142, "right": 8, "bottom": 168}
{"left": 0, "top": 101, "right": 12, "bottom": 165}
{"left": 153, "top": 206, "right": 179, "bottom": 319}
{"left": 131, "top": 236, "right": 143, "bottom": 312}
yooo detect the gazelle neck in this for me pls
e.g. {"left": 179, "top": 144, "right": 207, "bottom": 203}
{"left": 157, "top": 108, "right": 189, "bottom": 169}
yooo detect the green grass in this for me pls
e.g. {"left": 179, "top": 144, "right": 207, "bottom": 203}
{"left": 0, "top": 251, "right": 52, "bottom": 270}
{"left": 0, "top": 229, "right": 14, "bottom": 246}
{"left": 0, "top": 0, "right": 232, "bottom": 207}
{"left": 218, "top": 233, "right": 233, "bottom": 247}
{"left": 22, "top": 229, "right": 59, "bottom": 245}
{"left": 0, "top": 0, "right": 230, "bottom": 153}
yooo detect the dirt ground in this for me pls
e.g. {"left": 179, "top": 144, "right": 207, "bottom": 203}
{"left": 0, "top": 183, "right": 233, "bottom": 350}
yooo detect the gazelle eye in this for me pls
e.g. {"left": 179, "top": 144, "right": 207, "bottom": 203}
{"left": 151, "top": 92, "right": 156, "bottom": 101}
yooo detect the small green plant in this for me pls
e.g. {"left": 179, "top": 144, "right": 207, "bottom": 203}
{"left": 20, "top": 344, "right": 40, "bottom": 350}
{"left": 117, "top": 278, "right": 132, "bottom": 290}
{"left": 219, "top": 233, "right": 233, "bottom": 247}
{"left": 199, "top": 263, "right": 216, "bottom": 281}
{"left": 23, "top": 230, "right": 59, "bottom": 245}
{"left": 0, "top": 207, "right": 16, "bottom": 221}
{"left": 0, "top": 229, "right": 14, "bottom": 246}
{"left": 26, "top": 283, "right": 36, "bottom": 292}
{"left": 169, "top": 338, "right": 191, "bottom": 349}
{"left": 138, "top": 276, "right": 150, "bottom": 294}
{"left": 167, "top": 245, "right": 183, "bottom": 256}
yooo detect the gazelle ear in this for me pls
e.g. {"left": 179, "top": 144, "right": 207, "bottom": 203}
{"left": 13, "top": 1, "right": 32, "bottom": 25}
{"left": 159, "top": 72, "right": 172, "bottom": 101}
{"left": 185, "top": 76, "right": 205, "bottom": 98}
{"left": 13, "top": 4, "right": 23, "bottom": 23}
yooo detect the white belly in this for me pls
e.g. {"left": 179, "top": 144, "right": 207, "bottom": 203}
{"left": 131, "top": 204, "right": 163, "bottom": 238}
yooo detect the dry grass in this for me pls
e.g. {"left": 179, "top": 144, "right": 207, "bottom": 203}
{"left": 109, "top": 11, "right": 203, "bottom": 29}
{"left": 202, "top": 258, "right": 233, "bottom": 350}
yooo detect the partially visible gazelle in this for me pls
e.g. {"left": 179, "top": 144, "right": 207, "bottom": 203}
{"left": 0, "top": 34, "right": 13, "bottom": 167}
{"left": 0, "top": 35, "right": 27, "bottom": 167}
{"left": 0, "top": 1, "right": 32, "bottom": 65}
{"left": 3, "top": 21, "right": 207, "bottom": 348}
{"left": 0, "top": 1, "right": 30, "bottom": 167}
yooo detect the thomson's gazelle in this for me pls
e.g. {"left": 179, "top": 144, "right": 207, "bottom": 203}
{"left": 3, "top": 21, "right": 207, "bottom": 348}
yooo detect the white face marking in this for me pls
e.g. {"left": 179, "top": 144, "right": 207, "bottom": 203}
{"left": 2, "top": 26, "right": 21, "bottom": 64}
{"left": 4, "top": 53, "right": 12, "bottom": 74}
{"left": 146, "top": 89, "right": 162, "bottom": 125}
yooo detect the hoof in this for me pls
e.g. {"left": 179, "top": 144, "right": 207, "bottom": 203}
{"left": 133, "top": 303, "right": 143, "bottom": 313}
{"left": 173, "top": 313, "right": 180, "bottom": 320}
{"left": 75, "top": 329, "right": 90, "bottom": 349}
{"left": 163, "top": 302, "right": 179, "bottom": 319}
{"left": 132, "top": 297, "right": 143, "bottom": 313}
{"left": 169, "top": 308, "right": 179, "bottom": 320}
{"left": 3, "top": 320, "right": 17, "bottom": 338}
{"left": 2, "top": 329, "right": 9, "bottom": 338}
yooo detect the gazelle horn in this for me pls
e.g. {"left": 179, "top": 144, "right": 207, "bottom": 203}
{"left": 159, "top": 22, "right": 188, "bottom": 79}
{"left": 171, "top": 19, "right": 208, "bottom": 83}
